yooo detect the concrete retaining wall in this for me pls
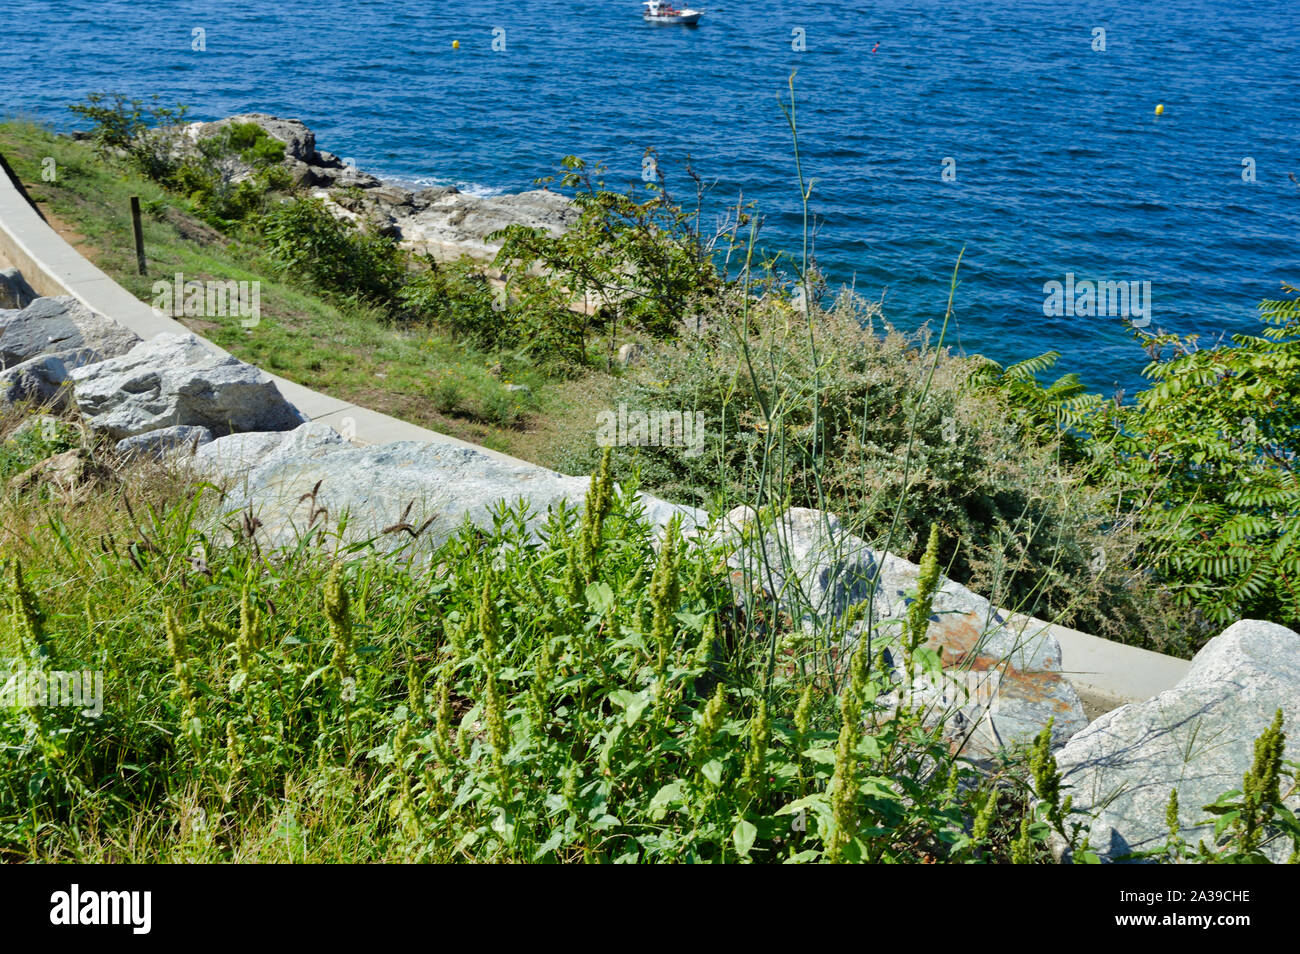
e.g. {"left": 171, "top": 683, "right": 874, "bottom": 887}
{"left": 0, "top": 157, "right": 521, "bottom": 462}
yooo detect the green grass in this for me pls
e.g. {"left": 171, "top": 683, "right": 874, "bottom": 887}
{"left": 0, "top": 429, "right": 1031, "bottom": 863}
{"left": 0, "top": 119, "right": 604, "bottom": 462}
{"left": 4, "top": 415, "right": 1288, "bottom": 863}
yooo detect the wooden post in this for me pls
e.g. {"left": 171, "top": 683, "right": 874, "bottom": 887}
{"left": 130, "top": 196, "right": 146, "bottom": 275}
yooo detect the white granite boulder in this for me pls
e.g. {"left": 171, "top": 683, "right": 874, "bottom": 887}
{"left": 215, "top": 439, "right": 705, "bottom": 553}
{"left": 1055, "top": 619, "right": 1300, "bottom": 862}
{"left": 192, "top": 421, "right": 349, "bottom": 481}
{"left": 70, "top": 332, "right": 307, "bottom": 439}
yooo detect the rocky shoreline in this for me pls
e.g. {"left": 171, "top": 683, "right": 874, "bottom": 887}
{"left": 185, "top": 113, "right": 577, "bottom": 262}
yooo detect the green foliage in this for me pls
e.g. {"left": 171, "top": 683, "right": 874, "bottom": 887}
{"left": 0, "top": 418, "right": 78, "bottom": 480}
{"left": 67, "top": 92, "right": 188, "bottom": 183}
{"left": 1154, "top": 710, "right": 1300, "bottom": 864}
{"left": 1092, "top": 289, "right": 1300, "bottom": 629}
{"left": 398, "top": 258, "right": 505, "bottom": 344}
{"left": 968, "top": 351, "right": 1102, "bottom": 462}
{"left": 0, "top": 451, "right": 1044, "bottom": 863}
{"left": 556, "top": 285, "right": 1175, "bottom": 644}
{"left": 260, "top": 197, "right": 406, "bottom": 308}
{"left": 492, "top": 153, "right": 724, "bottom": 345}
{"left": 173, "top": 122, "right": 290, "bottom": 228}
{"left": 990, "top": 286, "right": 1300, "bottom": 635}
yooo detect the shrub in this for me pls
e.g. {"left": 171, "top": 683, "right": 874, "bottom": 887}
{"left": 492, "top": 154, "right": 725, "bottom": 345}
{"left": 260, "top": 197, "right": 406, "bottom": 307}
{"left": 68, "top": 92, "right": 188, "bottom": 184}
{"left": 552, "top": 282, "right": 1183, "bottom": 646}
{"left": 1081, "top": 288, "right": 1300, "bottom": 631}
{"left": 173, "top": 122, "right": 290, "bottom": 228}
{"left": 983, "top": 285, "right": 1300, "bottom": 638}
{"left": 401, "top": 258, "right": 600, "bottom": 369}
{"left": 398, "top": 258, "right": 507, "bottom": 342}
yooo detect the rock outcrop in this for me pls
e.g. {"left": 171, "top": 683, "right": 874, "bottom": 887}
{"left": 183, "top": 113, "right": 576, "bottom": 261}
{"left": 70, "top": 332, "right": 307, "bottom": 439}
{"left": 1054, "top": 619, "right": 1300, "bottom": 862}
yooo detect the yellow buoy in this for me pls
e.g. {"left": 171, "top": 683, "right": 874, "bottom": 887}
{"left": 1155, "top": 103, "right": 1164, "bottom": 116}
{"left": 452, "top": 40, "right": 459, "bottom": 49}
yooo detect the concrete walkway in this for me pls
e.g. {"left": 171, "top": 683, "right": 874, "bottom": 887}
{"left": 0, "top": 155, "right": 1192, "bottom": 706}
{"left": 0, "top": 164, "right": 524, "bottom": 463}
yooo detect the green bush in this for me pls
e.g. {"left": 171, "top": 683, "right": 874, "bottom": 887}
{"left": 67, "top": 92, "right": 187, "bottom": 184}
{"left": 173, "top": 122, "right": 290, "bottom": 228}
{"left": 1084, "top": 289, "right": 1300, "bottom": 631}
{"left": 398, "top": 258, "right": 507, "bottom": 343}
{"left": 552, "top": 284, "right": 1186, "bottom": 648}
{"left": 260, "top": 196, "right": 406, "bottom": 307}
{"left": 401, "top": 258, "right": 601, "bottom": 369}
{"left": 980, "top": 285, "right": 1300, "bottom": 639}
{"left": 492, "top": 154, "right": 724, "bottom": 343}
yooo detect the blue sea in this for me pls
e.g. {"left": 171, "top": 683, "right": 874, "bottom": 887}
{"left": 3, "top": 0, "right": 1298, "bottom": 392}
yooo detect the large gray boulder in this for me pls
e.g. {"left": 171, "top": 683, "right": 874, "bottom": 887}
{"left": 0, "top": 267, "right": 38, "bottom": 310}
{"left": 69, "top": 332, "right": 307, "bottom": 439}
{"left": 215, "top": 438, "right": 705, "bottom": 553}
{"left": 1055, "top": 619, "right": 1300, "bottom": 862}
{"left": 721, "top": 506, "right": 1089, "bottom": 761}
{"left": 0, "top": 296, "right": 140, "bottom": 370}
{"left": 192, "top": 421, "right": 349, "bottom": 480}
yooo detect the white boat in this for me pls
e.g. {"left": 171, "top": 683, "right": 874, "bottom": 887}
{"left": 642, "top": 1, "right": 703, "bottom": 25}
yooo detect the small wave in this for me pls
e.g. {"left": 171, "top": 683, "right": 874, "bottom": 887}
{"left": 381, "top": 173, "right": 510, "bottom": 198}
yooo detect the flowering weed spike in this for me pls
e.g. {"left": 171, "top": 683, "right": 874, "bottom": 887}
{"left": 324, "top": 563, "right": 353, "bottom": 678}
{"left": 828, "top": 687, "right": 862, "bottom": 863}
{"left": 905, "top": 524, "right": 942, "bottom": 662}
{"left": 8, "top": 559, "right": 49, "bottom": 662}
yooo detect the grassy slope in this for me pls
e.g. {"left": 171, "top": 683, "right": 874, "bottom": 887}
{"left": 0, "top": 120, "right": 612, "bottom": 464}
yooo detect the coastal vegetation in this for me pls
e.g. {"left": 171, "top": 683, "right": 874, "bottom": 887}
{"left": 8, "top": 93, "right": 1300, "bottom": 645}
{"left": 1, "top": 94, "right": 1298, "bottom": 863}
{"left": 2, "top": 415, "right": 1295, "bottom": 862}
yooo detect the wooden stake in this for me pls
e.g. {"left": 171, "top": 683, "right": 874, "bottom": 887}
{"left": 130, "top": 196, "right": 146, "bottom": 275}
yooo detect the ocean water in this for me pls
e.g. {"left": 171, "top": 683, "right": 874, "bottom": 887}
{"left": 2, "top": 0, "right": 1298, "bottom": 392}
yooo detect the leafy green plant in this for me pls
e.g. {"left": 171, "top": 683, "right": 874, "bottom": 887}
{"left": 260, "top": 197, "right": 406, "bottom": 308}
{"left": 1, "top": 444, "right": 1048, "bottom": 863}
{"left": 1153, "top": 710, "right": 1299, "bottom": 863}
{"left": 173, "top": 122, "right": 290, "bottom": 228}
{"left": 492, "top": 152, "right": 725, "bottom": 349}
{"left": 995, "top": 286, "right": 1300, "bottom": 636}
{"left": 67, "top": 92, "right": 188, "bottom": 183}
